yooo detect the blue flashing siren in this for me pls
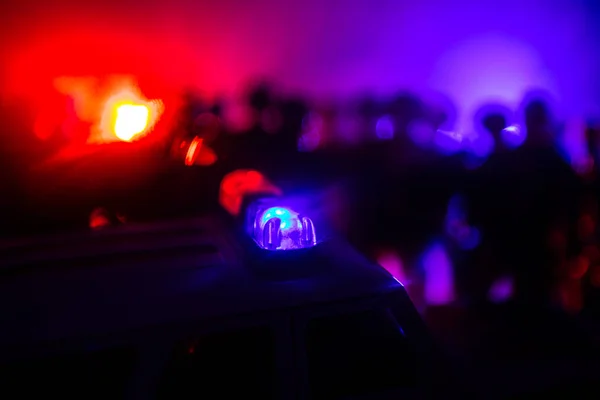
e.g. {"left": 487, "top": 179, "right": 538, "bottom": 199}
{"left": 253, "top": 206, "right": 317, "bottom": 251}
{"left": 219, "top": 169, "right": 318, "bottom": 251}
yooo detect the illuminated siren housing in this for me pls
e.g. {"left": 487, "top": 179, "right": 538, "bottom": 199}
{"left": 219, "top": 169, "right": 318, "bottom": 251}
{"left": 247, "top": 201, "right": 317, "bottom": 251}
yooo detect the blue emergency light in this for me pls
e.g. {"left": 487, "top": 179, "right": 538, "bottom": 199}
{"left": 251, "top": 205, "right": 317, "bottom": 251}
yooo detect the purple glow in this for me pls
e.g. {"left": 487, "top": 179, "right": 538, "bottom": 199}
{"left": 446, "top": 194, "right": 465, "bottom": 218}
{"left": 488, "top": 276, "right": 514, "bottom": 303}
{"left": 335, "top": 112, "right": 362, "bottom": 144}
{"left": 461, "top": 227, "right": 480, "bottom": 250}
{"left": 376, "top": 250, "right": 406, "bottom": 283}
{"left": 422, "top": 241, "right": 455, "bottom": 305}
{"left": 465, "top": 131, "right": 495, "bottom": 159}
{"left": 407, "top": 119, "right": 435, "bottom": 148}
{"left": 433, "top": 129, "right": 463, "bottom": 154}
{"left": 375, "top": 115, "right": 395, "bottom": 140}
{"left": 5, "top": 2, "right": 598, "bottom": 106}
{"left": 298, "top": 113, "right": 323, "bottom": 152}
{"left": 562, "top": 118, "right": 593, "bottom": 174}
{"left": 446, "top": 219, "right": 481, "bottom": 250}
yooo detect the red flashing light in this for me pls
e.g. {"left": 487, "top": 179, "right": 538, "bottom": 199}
{"left": 219, "top": 169, "right": 282, "bottom": 216}
{"left": 98, "top": 88, "right": 163, "bottom": 143}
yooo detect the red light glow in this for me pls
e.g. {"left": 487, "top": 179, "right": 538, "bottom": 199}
{"left": 185, "top": 137, "right": 203, "bottom": 166}
{"left": 568, "top": 255, "right": 590, "bottom": 279}
{"left": 33, "top": 76, "right": 166, "bottom": 145}
{"left": 98, "top": 87, "right": 163, "bottom": 143}
{"left": 89, "top": 207, "right": 112, "bottom": 229}
{"left": 184, "top": 136, "right": 218, "bottom": 166}
{"left": 219, "top": 169, "right": 282, "bottom": 216}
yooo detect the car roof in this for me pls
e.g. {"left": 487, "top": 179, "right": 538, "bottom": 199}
{"left": 0, "top": 214, "right": 402, "bottom": 348}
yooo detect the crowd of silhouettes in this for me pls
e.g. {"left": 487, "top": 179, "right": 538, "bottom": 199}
{"left": 2, "top": 80, "right": 600, "bottom": 395}
{"left": 179, "top": 82, "right": 600, "bottom": 396}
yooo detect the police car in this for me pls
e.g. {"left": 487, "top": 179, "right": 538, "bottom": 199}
{"left": 0, "top": 164, "right": 458, "bottom": 399}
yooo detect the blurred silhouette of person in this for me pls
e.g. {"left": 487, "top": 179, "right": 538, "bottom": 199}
{"left": 452, "top": 97, "right": 600, "bottom": 397}
{"left": 215, "top": 82, "right": 312, "bottom": 185}
{"left": 482, "top": 113, "right": 507, "bottom": 141}
{"left": 181, "top": 89, "right": 208, "bottom": 133}
{"left": 239, "top": 82, "right": 278, "bottom": 170}
{"left": 390, "top": 93, "right": 423, "bottom": 138}
{"left": 483, "top": 112, "right": 509, "bottom": 153}
{"left": 522, "top": 96, "right": 556, "bottom": 149}
{"left": 386, "top": 92, "right": 439, "bottom": 167}
{"left": 350, "top": 92, "right": 466, "bottom": 270}
{"left": 212, "top": 82, "right": 272, "bottom": 173}
{"left": 465, "top": 97, "right": 578, "bottom": 305}
{"left": 275, "top": 97, "right": 307, "bottom": 157}
{"left": 472, "top": 103, "right": 517, "bottom": 157}
{"left": 248, "top": 82, "right": 271, "bottom": 120}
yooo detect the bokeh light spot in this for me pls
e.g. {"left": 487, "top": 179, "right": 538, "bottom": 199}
{"left": 422, "top": 241, "right": 455, "bottom": 305}
{"left": 488, "top": 275, "right": 514, "bottom": 303}
{"left": 501, "top": 124, "right": 526, "bottom": 148}
{"left": 375, "top": 115, "right": 395, "bottom": 140}
{"left": 98, "top": 85, "right": 163, "bottom": 143}
{"left": 114, "top": 104, "right": 149, "bottom": 141}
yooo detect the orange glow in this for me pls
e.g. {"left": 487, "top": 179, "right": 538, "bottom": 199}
{"left": 219, "top": 169, "right": 282, "bottom": 216}
{"left": 99, "top": 87, "right": 163, "bottom": 143}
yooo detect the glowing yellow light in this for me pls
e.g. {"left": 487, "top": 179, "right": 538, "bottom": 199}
{"left": 114, "top": 104, "right": 150, "bottom": 141}
{"left": 96, "top": 84, "right": 163, "bottom": 143}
